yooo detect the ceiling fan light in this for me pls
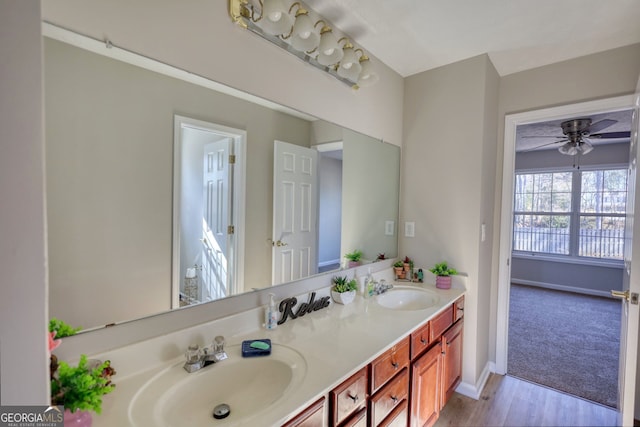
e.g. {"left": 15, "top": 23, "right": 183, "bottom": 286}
{"left": 261, "top": 0, "right": 293, "bottom": 35}
{"left": 578, "top": 140, "right": 594, "bottom": 155}
{"left": 291, "top": 12, "right": 319, "bottom": 52}
{"left": 558, "top": 142, "right": 578, "bottom": 156}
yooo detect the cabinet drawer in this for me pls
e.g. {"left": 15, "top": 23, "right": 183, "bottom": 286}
{"left": 378, "top": 399, "right": 408, "bottom": 427}
{"left": 410, "top": 321, "right": 430, "bottom": 360}
{"left": 454, "top": 296, "right": 465, "bottom": 322}
{"left": 370, "top": 336, "right": 410, "bottom": 394}
{"left": 340, "top": 406, "right": 367, "bottom": 427}
{"left": 370, "top": 368, "right": 409, "bottom": 426}
{"left": 429, "top": 304, "right": 454, "bottom": 342}
{"left": 282, "top": 397, "right": 325, "bottom": 427}
{"left": 330, "top": 367, "right": 368, "bottom": 426}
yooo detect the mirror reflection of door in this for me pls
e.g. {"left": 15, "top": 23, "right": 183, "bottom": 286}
{"left": 201, "top": 139, "right": 232, "bottom": 301}
{"left": 173, "top": 116, "right": 245, "bottom": 307}
{"left": 272, "top": 141, "right": 319, "bottom": 285}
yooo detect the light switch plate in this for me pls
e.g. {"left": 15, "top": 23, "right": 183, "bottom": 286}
{"left": 385, "top": 220, "right": 395, "bottom": 236}
{"left": 404, "top": 221, "right": 415, "bottom": 237}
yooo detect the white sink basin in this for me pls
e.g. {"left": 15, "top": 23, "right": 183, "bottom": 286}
{"left": 129, "top": 343, "right": 306, "bottom": 426}
{"left": 376, "top": 286, "right": 440, "bottom": 311}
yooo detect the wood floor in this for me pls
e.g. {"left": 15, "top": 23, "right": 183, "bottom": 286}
{"left": 435, "top": 374, "right": 618, "bottom": 427}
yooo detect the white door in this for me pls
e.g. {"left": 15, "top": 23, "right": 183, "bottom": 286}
{"left": 617, "top": 86, "right": 640, "bottom": 426}
{"left": 272, "top": 140, "right": 318, "bottom": 285}
{"left": 201, "top": 139, "right": 232, "bottom": 301}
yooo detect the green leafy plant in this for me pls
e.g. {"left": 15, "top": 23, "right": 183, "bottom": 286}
{"left": 344, "top": 250, "right": 363, "bottom": 262}
{"left": 332, "top": 276, "right": 358, "bottom": 293}
{"left": 49, "top": 318, "right": 81, "bottom": 338}
{"left": 429, "top": 262, "right": 458, "bottom": 277}
{"left": 50, "top": 354, "right": 116, "bottom": 414}
{"left": 393, "top": 260, "right": 404, "bottom": 268}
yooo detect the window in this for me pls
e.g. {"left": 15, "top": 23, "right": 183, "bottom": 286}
{"left": 513, "top": 168, "right": 627, "bottom": 261}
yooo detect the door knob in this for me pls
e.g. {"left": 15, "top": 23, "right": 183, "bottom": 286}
{"left": 611, "top": 290, "right": 639, "bottom": 304}
{"left": 611, "top": 289, "right": 630, "bottom": 302}
{"left": 267, "top": 238, "right": 288, "bottom": 247}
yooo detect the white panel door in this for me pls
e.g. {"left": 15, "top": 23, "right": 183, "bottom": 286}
{"left": 201, "top": 139, "right": 231, "bottom": 300}
{"left": 618, "top": 87, "right": 640, "bottom": 426}
{"left": 272, "top": 140, "right": 318, "bottom": 285}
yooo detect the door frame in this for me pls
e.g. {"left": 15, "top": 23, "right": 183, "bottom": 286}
{"left": 495, "top": 95, "right": 634, "bottom": 373}
{"left": 172, "top": 115, "right": 246, "bottom": 308}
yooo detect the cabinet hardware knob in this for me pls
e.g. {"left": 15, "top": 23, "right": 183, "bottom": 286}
{"left": 420, "top": 337, "right": 427, "bottom": 345}
{"left": 347, "top": 393, "right": 359, "bottom": 402}
{"left": 447, "top": 341, "right": 451, "bottom": 347}
{"left": 390, "top": 396, "right": 398, "bottom": 403}
{"left": 442, "top": 351, "right": 446, "bottom": 355}
{"left": 391, "top": 361, "right": 399, "bottom": 369}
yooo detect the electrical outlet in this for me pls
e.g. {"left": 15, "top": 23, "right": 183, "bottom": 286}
{"left": 385, "top": 220, "right": 395, "bottom": 236}
{"left": 405, "top": 221, "right": 415, "bottom": 237}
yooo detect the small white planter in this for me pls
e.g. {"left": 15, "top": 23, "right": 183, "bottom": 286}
{"left": 331, "top": 290, "right": 356, "bottom": 305}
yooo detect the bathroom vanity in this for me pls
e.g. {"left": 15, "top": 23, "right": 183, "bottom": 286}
{"left": 85, "top": 271, "right": 465, "bottom": 427}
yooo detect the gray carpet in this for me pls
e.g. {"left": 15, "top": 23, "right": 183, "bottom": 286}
{"left": 508, "top": 283, "right": 621, "bottom": 408}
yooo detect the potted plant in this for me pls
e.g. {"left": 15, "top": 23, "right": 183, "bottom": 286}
{"left": 344, "top": 250, "right": 363, "bottom": 268}
{"left": 331, "top": 275, "right": 358, "bottom": 305}
{"left": 393, "top": 260, "right": 405, "bottom": 279}
{"left": 429, "top": 261, "right": 458, "bottom": 289}
{"left": 403, "top": 256, "right": 414, "bottom": 272}
{"left": 49, "top": 319, "right": 115, "bottom": 426}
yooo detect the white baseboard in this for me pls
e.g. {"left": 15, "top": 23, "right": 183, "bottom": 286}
{"left": 318, "top": 259, "right": 340, "bottom": 268}
{"left": 455, "top": 361, "right": 492, "bottom": 400}
{"left": 511, "top": 279, "right": 613, "bottom": 298}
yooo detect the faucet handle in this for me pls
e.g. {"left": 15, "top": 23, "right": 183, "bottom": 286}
{"left": 185, "top": 344, "right": 201, "bottom": 363}
{"left": 214, "top": 336, "right": 225, "bottom": 353}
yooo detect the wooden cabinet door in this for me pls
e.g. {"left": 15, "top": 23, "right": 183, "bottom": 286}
{"left": 283, "top": 397, "right": 325, "bottom": 427}
{"left": 441, "top": 319, "right": 463, "bottom": 408}
{"left": 410, "top": 343, "right": 441, "bottom": 427}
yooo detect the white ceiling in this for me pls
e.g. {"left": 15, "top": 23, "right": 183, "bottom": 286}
{"left": 305, "top": 0, "right": 640, "bottom": 77}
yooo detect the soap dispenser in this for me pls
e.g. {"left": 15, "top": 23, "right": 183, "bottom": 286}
{"left": 265, "top": 293, "right": 278, "bottom": 330}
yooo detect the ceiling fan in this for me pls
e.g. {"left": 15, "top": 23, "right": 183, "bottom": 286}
{"left": 523, "top": 117, "right": 631, "bottom": 156}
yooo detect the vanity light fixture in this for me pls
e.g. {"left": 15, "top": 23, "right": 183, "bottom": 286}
{"left": 228, "top": 0, "right": 378, "bottom": 89}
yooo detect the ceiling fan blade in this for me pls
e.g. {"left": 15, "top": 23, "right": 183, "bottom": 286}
{"left": 521, "top": 135, "right": 565, "bottom": 139}
{"left": 522, "top": 139, "right": 568, "bottom": 152}
{"left": 588, "top": 131, "right": 631, "bottom": 139}
{"left": 587, "top": 119, "right": 617, "bottom": 134}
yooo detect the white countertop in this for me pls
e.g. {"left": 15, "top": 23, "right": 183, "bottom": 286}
{"left": 91, "top": 281, "right": 465, "bottom": 426}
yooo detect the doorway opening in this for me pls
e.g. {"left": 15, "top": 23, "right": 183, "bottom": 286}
{"left": 172, "top": 116, "right": 245, "bottom": 307}
{"left": 496, "top": 96, "right": 634, "bottom": 408}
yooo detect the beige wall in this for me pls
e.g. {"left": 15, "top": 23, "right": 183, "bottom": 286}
{"left": 0, "top": 1, "right": 49, "bottom": 404}
{"left": 401, "top": 54, "right": 500, "bottom": 390}
{"left": 41, "top": 0, "right": 404, "bottom": 146}
{"left": 45, "top": 38, "right": 311, "bottom": 329}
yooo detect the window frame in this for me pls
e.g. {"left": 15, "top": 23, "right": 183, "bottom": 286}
{"left": 512, "top": 164, "right": 627, "bottom": 265}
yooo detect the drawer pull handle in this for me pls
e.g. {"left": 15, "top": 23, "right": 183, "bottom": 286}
{"left": 420, "top": 337, "right": 427, "bottom": 345}
{"left": 347, "top": 393, "right": 359, "bottom": 403}
{"left": 390, "top": 396, "right": 398, "bottom": 403}
{"left": 391, "top": 361, "right": 399, "bottom": 369}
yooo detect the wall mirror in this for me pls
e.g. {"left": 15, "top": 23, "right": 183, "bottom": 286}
{"left": 45, "top": 30, "right": 400, "bottom": 334}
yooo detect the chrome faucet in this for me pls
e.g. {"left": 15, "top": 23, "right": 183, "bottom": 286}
{"left": 373, "top": 279, "right": 394, "bottom": 295}
{"left": 183, "top": 336, "right": 228, "bottom": 373}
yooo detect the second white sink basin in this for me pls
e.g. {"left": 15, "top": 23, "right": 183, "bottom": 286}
{"left": 129, "top": 343, "right": 306, "bottom": 426}
{"left": 376, "top": 286, "right": 440, "bottom": 311}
